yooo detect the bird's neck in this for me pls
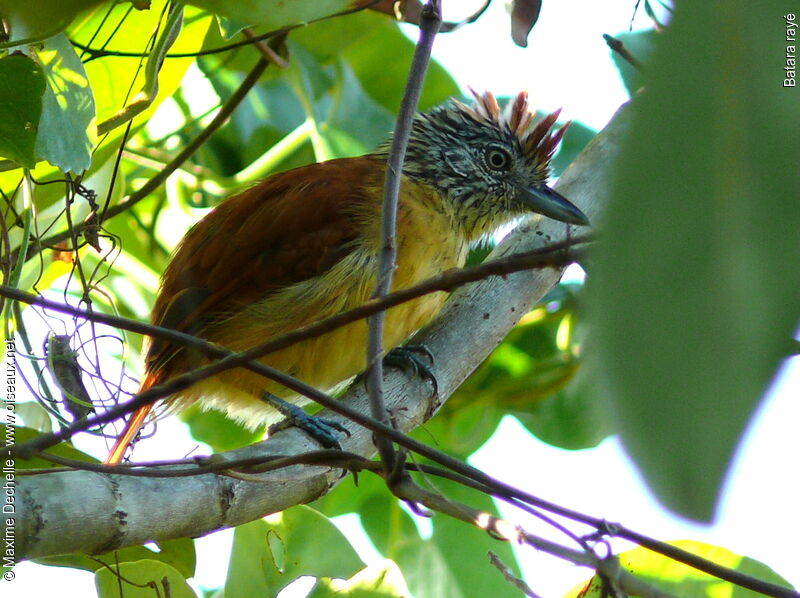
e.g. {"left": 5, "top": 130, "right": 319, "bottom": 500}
{"left": 393, "top": 179, "right": 472, "bottom": 287}
{"left": 366, "top": 153, "right": 511, "bottom": 244}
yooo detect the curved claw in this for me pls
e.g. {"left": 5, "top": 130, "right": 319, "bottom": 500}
{"left": 384, "top": 345, "right": 438, "bottom": 396}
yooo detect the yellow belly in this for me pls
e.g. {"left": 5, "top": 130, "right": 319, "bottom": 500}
{"left": 172, "top": 184, "right": 467, "bottom": 429}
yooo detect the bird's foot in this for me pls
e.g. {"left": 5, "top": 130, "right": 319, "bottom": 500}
{"left": 383, "top": 345, "right": 438, "bottom": 396}
{"left": 263, "top": 392, "right": 349, "bottom": 449}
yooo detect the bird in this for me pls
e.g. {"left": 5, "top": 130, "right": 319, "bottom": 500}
{"left": 104, "top": 90, "right": 589, "bottom": 464}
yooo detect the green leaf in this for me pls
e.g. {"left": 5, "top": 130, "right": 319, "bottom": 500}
{"left": 340, "top": 17, "right": 460, "bottom": 113}
{"left": 71, "top": 2, "right": 210, "bottom": 127}
{"left": 0, "top": 54, "right": 46, "bottom": 167}
{"left": 325, "top": 60, "right": 396, "bottom": 152}
{"left": 15, "top": 402, "right": 53, "bottom": 433}
{"left": 308, "top": 560, "right": 411, "bottom": 597}
{"left": 427, "top": 483, "right": 522, "bottom": 598}
{"left": 512, "top": 365, "right": 612, "bottom": 450}
{"left": 359, "top": 493, "right": 457, "bottom": 598}
{"left": 442, "top": 285, "right": 609, "bottom": 452}
{"left": 589, "top": 2, "right": 800, "bottom": 520}
{"left": 568, "top": 540, "right": 795, "bottom": 598}
{"left": 181, "top": 404, "right": 264, "bottom": 453}
{"left": 36, "top": 538, "right": 196, "bottom": 578}
{"left": 194, "top": 62, "right": 307, "bottom": 175}
{"left": 95, "top": 559, "right": 197, "bottom": 598}
{"left": 415, "top": 398, "right": 504, "bottom": 460}
{"left": 224, "top": 506, "right": 364, "bottom": 598}
{"left": 291, "top": 10, "right": 383, "bottom": 61}
{"left": 215, "top": 15, "right": 251, "bottom": 40}
{"left": 184, "top": 0, "right": 355, "bottom": 29}
{"left": 35, "top": 33, "right": 96, "bottom": 173}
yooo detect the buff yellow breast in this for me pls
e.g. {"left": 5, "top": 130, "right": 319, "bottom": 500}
{"left": 171, "top": 178, "right": 468, "bottom": 429}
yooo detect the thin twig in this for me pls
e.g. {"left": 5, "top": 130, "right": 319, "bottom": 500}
{"left": 603, "top": 33, "right": 643, "bottom": 71}
{"left": 367, "top": 0, "right": 442, "bottom": 472}
{"left": 488, "top": 552, "right": 542, "bottom": 598}
{"left": 0, "top": 198, "right": 11, "bottom": 314}
{"left": 27, "top": 449, "right": 371, "bottom": 478}
{"left": 242, "top": 28, "right": 289, "bottom": 68}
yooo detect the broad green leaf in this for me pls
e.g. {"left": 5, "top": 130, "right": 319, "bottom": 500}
{"left": 15, "top": 402, "right": 53, "bottom": 433}
{"left": 95, "top": 559, "right": 197, "bottom": 598}
{"left": 287, "top": 42, "right": 337, "bottom": 110}
{"left": 35, "top": 33, "right": 96, "bottom": 173}
{"left": 225, "top": 506, "right": 364, "bottom": 598}
{"left": 0, "top": 54, "right": 46, "bottom": 167}
{"left": 359, "top": 493, "right": 458, "bottom": 598}
{"left": 427, "top": 482, "right": 522, "bottom": 598}
{"left": 36, "top": 538, "right": 196, "bottom": 578}
{"left": 415, "top": 398, "right": 504, "bottom": 460}
{"left": 512, "top": 365, "right": 612, "bottom": 450}
{"left": 308, "top": 560, "right": 411, "bottom": 597}
{"left": 340, "top": 17, "right": 459, "bottom": 112}
{"left": 326, "top": 60, "right": 396, "bottom": 151}
{"left": 443, "top": 284, "right": 608, "bottom": 452}
{"left": 215, "top": 15, "right": 251, "bottom": 40}
{"left": 194, "top": 63, "right": 308, "bottom": 175}
{"left": 589, "top": 1, "right": 800, "bottom": 520}
{"left": 568, "top": 540, "right": 794, "bottom": 598}
{"left": 359, "top": 493, "right": 423, "bottom": 558}
{"left": 317, "top": 126, "right": 370, "bottom": 160}
{"left": 196, "top": 10, "right": 454, "bottom": 176}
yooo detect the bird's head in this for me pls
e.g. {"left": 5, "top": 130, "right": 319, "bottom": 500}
{"left": 388, "top": 90, "right": 589, "bottom": 239}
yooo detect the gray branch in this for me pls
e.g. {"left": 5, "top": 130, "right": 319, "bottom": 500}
{"left": 11, "top": 102, "right": 631, "bottom": 561}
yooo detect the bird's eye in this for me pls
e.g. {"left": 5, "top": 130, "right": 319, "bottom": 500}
{"left": 485, "top": 147, "right": 512, "bottom": 171}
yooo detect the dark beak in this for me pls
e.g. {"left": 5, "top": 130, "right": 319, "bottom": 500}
{"left": 517, "top": 185, "right": 590, "bottom": 226}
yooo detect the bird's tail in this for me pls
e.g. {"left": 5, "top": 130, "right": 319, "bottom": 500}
{"left": 104, "top": 372, "right": 158, "bottom": 464}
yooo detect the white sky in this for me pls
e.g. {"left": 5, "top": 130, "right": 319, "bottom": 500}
{"left": 10, "top": 1, "right": 800, "bottom": 597}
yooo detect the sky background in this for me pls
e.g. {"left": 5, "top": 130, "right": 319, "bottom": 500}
{"left": 11, "top": 1, "right": 800, "bottom": 596}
